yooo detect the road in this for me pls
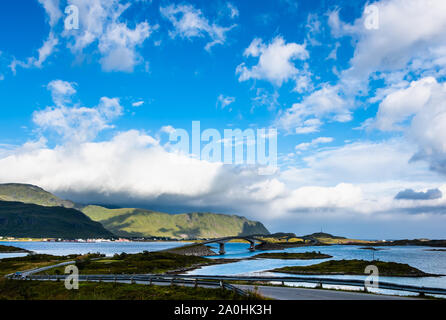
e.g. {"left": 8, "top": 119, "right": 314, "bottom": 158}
{"left": 32, "top": 278, "right": 415, "bottom": 300}
{"left": 235, "top": 285, "right": 415, "bottom": 300}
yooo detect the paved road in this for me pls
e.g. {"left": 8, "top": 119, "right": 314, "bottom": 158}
{"left": 235, "top": 285, "right": 416, "bottom": 300}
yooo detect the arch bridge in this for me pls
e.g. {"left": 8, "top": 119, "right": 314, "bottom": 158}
{"left": 201, "top": 236, "right": 266, "bottom": 255}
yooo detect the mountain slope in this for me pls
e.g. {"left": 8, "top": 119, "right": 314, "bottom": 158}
{"left": 0, "top": 183, "right": 270, "bottom": 239}
{"left": 81, "top": 205, "right": 270, "bottom": 239}
{"left": 0, "top": 184, "right": 75, "bottom": 208}
{"left": 0, "top": 201, "right": 113, "bottom": 238}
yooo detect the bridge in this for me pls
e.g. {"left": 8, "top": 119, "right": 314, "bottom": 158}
{"left": 200, "top": 236, "right": 266, "bottom": 255}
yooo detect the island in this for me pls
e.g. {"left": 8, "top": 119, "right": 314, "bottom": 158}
{"left": 359, "top": 247, "right": 385, "bottom": 251}
{"left": 252, "top": 251, "right": 332, "bottom": 260}
{"left": 0, "top": 244, "right": 31, "bottom": 254}
{"left": 270, "top": 259, "right": 439, "bottom": 277}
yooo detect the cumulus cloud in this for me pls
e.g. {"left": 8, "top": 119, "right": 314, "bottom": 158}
{"left": 280, "top": 139, "right": 446, "bottom": 217}
{"left": 160, "top": 3, "right": 235, "bottom": 51}
{"left": 276, "top": 85, "right": 351, "bottom": 134}
{"left": 0, "top": 127, "right": 384, "bottom": 221}
{"left": 1, "top": 124, "right": 445, "bottom": 230}
{"left": 236, "top": 36, "right": 308, "bottom": 86}
{"left": 395, "top": 188, "right": 443, "bottom": 200}
{"left": 374, "top": 77, "right": 446, "bottom": 175}
{"left": 330, "top": 0, "right": 446, "bottom": 91}
{"left": 47, "top": 80, "right": 77, "bottom": 107}
{"left": 282, "top": 183, "right": 363, "bottom": 211}
{"left": 0, "top": 129, "right": 288, "bottom": 217}
{"left": 65, "top": 0, "right": 154, "bottom": 72}
{"left": 9, "top": 0, "right": 154, "bottom": 73}
{"left": 33, "top": 80, "right": 123, "bottom": 143}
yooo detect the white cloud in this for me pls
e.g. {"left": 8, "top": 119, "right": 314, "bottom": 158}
{"left": 276, "top": 84, "right": 350, "bottom": 134}
{"left": 375, "top": 77, "right": 446, "bottom": 175}
{"left": 282, "top": 183, "right": 363, "bottom": 210}
{"left": 160, "top": 125, "right": 175, "bottom": 134}
{"left": 160, "top": 3, "right": 235, "bottom": 51}
{"left": 47, "top": 80, "right": 77, "bottom": 107}
{"left": 295, "top": 137, "right": 333, "bottom": 151}
{"left": 38, "top": 0, "right": 62, "bottom": 27}
{"left": 0, "top": 130, "right": 286, "bottom": 216}
{"left": 1, "top": 126, "right": 445, "bottom": 231}
{"left": 330, "top": 0, "right": 446, "bottom": 91}
{"left": 251, "top": 88, "right": 279, "bottom": 111}
{"left": 132, "top": 100, "right": 145, "bottom": 107}
{"left": 98, "top": 21, "right": 152, "bottom": 72}
{"left": 216, "top": 94, "right": 235, "bottom": 109}
{"left": 226, "top": 3, "right": 239, "bottom": 19}
{"left": 10, "top": 33, "right": 59, "bottom": 73}
{"left": 9, "top": 0, "right": 63, "bottom": 73}
{"left": 286, "top": 139, "right": 424, "bottom": 185}
{"left": 65, "top": 0, "right": 155, "bottom": 72}
{"left": 236, "top": 36, "right": 309, "bottom": 86}
{"left": 281, "top": 138, "right": 445, "bottom": 215}
{"left": 8, "top": 0, "right": 153, "bottom": 73}
{"left": 33, "top": 81, "right": 123, "bottom": 143}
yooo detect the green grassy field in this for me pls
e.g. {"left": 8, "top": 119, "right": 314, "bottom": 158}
{"left": 40, "top": 251, "right": 217, "bottom": 275}
{"left": 272, "top": 259, "right": 436, "bottom": 277}
{"left": 0, "top": 279, "right": 253, "bottom": 300}
{"left": 0, "top": 183, "right": 75, "bottom": 208}
{"left": 0, "top": 244, "right": 30, "bottom": 253}
{"left": 0, "top": 254, "right": 78, "bottom": 276}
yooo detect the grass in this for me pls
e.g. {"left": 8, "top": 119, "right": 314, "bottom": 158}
{"left": 0, "top": 244, "right": 30, "bottom": 253}
{"left": 252, "top": 251, "right": 332, "bottom": 260}
{"left": 0, "top": 183, "right": 74, "bottom": 208}
{"left": 0, "top": 279, "right": 255, "bottom": 300}
{"left": 81, "top": 205, "right": 269, "bottom": 239}
{"left": 0, "top": 253, "right": 105, "bottom": 276}
{"left": 0, "top": 254, "right": 76, "bottom": 276}
{"left": 271, "top": 259, "right": 437, "bottom": 277}
{"left": 314, "top": 237, "right": 372, "bottom": 245}
{"left": 40, "top": 251, "right": 216, "bottom": 275}
{"left": 0, "top": 200, "right": 113, "bottom": 239}
{"left": 255, "top": 237, "right": 304, "bottom": 244}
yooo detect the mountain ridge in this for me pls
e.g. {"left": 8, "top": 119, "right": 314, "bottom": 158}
{"left": 0, "top": 200, "right": 113, "bottom": 238}
{"left": 0, "top": 183, "right": 270, "bottom": 239}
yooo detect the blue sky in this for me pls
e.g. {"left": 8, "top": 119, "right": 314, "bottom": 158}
{"left": 1, "top": 0, "right": 446, "bottom": 238}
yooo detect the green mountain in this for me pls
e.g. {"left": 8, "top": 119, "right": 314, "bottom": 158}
{"left": 0, "top": 201, "right": 113, "bottom": 238}
{"left": 0, "top": 183, "right": 75, "bottom": 208}
{"left": 0, "top": 183, "right": 270, "bottom": 239}
{"left": 81, "top": 205, "right": 270, "bottom": 239}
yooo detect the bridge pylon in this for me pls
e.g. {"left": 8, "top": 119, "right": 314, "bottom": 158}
{"left": 218, "top": 242, "right": 226, "bottom": 255}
